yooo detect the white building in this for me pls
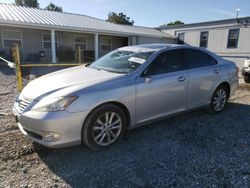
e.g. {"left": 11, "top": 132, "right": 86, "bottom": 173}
{"left": 159, "top": 17, "right": 250, "bottom": 69}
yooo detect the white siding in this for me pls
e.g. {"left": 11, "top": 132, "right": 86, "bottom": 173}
{"left": 161, "top": 24, "right": 250, "bottom": 68}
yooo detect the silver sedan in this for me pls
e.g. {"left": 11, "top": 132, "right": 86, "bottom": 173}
{"left": 13, "top": 44, "right": 238, "bottom": 150}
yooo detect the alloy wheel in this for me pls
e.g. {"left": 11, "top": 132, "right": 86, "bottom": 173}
{"left": 92, "top": 112, "right": 122, "bottom": 146}
{"left": 213, "top": 88, "right": 227, "bottom": 112}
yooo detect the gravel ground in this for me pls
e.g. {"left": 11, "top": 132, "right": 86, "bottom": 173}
{"left": 1, "top": 65, "right": 250, "bottom": 188}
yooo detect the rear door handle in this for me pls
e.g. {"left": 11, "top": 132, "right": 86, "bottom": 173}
{"left": 178, "top": 76, "right": 186, "bottom": 82}
{"left": 214, "top": 68, "right": 220, "bottom": 74}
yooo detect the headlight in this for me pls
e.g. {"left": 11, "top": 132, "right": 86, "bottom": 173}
{"left": 31, "top": 96, "right": 78, "bottom": 112}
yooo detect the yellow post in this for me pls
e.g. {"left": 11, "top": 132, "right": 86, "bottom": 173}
{"left": 78, "top": 46, "right": 81, "bottom": 65}
{"left": 12, "top": 44, "right": 23, "bottom": 92}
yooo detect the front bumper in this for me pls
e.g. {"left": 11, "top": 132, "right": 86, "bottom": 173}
{"left": 13, "top": 107, "right": 89, "bottom": 148}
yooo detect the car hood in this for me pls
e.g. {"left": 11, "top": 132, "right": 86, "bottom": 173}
{"left": 20, "top": 66, "right": 123, "bottom": 100}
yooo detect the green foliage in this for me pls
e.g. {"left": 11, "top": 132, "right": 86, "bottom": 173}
{"left": 161, "top": 20, "right": 184, "bottom": 27}
{"left": 15, "top": 0, "right": 39, "bottom": 8}
{"left": 45, "top": 2, "right": 63, "bottom": 12}
{"left": 107, "top": 12, "right": 134, "bottom": 25}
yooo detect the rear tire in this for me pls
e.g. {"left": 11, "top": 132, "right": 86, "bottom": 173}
{"left": 82, "top": 104, "right": 127, "bottom": 150}
{"left": 244, "top": 75, "right": 250, "bottom": 83}
{"left": 209, "top": 85, "right": 229, "bottom": 113}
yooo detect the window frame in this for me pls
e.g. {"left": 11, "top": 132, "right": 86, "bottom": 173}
{"left": 42, "top": 32, "right": 58, "bottom": 49}
{"left": 2, "top": 30, "right": 23, "bottom": 48}
{"left": 142, "top": 49, "right": 185, "bottom": 77}
{"left": 177, "top": 33, "right": 185, "bottom": 44}
{"left": 199, "top": 31, "right": 209, "bottom": 48}
{"left": 183, "top": 49, "right": 218, "bottom": 70}
{"left": 100, "top": 37, "right": 112, "bottom": 51}
{"left": 74, "top": 35, "right": 87, "bottom": 51}
{"left": 227, "top": 29, "right": 240, "bottom": 49}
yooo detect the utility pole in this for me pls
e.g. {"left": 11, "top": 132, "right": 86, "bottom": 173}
{"left": 236, "top": 9, "right": 240, "bottom": 19}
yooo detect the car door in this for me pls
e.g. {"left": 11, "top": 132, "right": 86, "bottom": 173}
{"left": 135, "top": 49, "right": 188, "bottom": 124}
{"left": 184, "top": 49, "right": 221, "bottom": 108}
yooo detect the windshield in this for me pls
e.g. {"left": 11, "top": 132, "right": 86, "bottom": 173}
{"left": 89, "top": 49, "right": 154, "bottom": 73}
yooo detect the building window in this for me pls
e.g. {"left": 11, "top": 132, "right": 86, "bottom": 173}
{"left": 227, "top": 29, "right": 239, "bottom": 48}
{"left": 177, "top": 33, "right": 185, "bottom": 44}
{"left": 200, "top": 31, "right": 209, "bottom": 48}
{"left": 2, "top": 30, "right": 22, "bottom": 48}
{"left": 42, "top": 33, "right": 58, "bottom": 49}
{"left": 100, "top": 37, "right": 112, "bottom": 51}
{"left": 74, "top": 36, "right": 87, "bottom": 50}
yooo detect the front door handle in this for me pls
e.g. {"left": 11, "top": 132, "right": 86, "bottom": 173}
{"left": 178, "top": 76, "right": 186, "bottom": 82}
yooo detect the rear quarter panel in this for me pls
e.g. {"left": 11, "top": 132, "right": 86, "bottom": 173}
{"left": 214, "top": 59, "right": 238, "bottom": 98}
{"left": 222, "top": 60, "right": 238, "bottom": 97}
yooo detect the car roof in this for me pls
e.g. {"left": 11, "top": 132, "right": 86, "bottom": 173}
{"left": 120, "top": 43, "right": 188, "bottom": 52}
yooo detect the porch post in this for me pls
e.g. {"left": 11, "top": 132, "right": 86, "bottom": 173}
{"left": 51, "top": 29, "right": 56, "bottom": 63}
{"left": 95, "top": 33, "right": 99, "bottom": 60}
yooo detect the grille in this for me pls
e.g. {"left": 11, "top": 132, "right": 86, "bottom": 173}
{"left": 23, "top": 128, "right": 43, "bottom": 140}
{"left": 17, "top": 96, "right": 32, "bottom": 113}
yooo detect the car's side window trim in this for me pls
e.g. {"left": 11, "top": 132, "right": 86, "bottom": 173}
{"left": 141, "top": 66, "right": 186, "bottom": 78}
{"left": 208, "top": 55, "right": 218, "bottom": 65}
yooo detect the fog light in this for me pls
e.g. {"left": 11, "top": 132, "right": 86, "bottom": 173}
{"left": 43, "top": 132, "right": 61, "bottom": 142}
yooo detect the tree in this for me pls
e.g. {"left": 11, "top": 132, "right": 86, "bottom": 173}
{"left": 45, "top": 2, "right": 63, "bottom": 12}
{"left": 107, "top": 12, "right": 134, "bottom": 25}
{"left": 160, "top": 20, "right": 184, "bottom": 27}
{"left": 15, "top": 0, "right": 39, "bottom": 8}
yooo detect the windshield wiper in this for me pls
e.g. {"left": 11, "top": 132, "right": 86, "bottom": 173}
{"left": 92, "top": 66, "right": 126, "bottom": 74}
{"left": 89, "top": 66, "right": 104, "bottom": 71}
{"left": 103, "top": 69, "right": 126, "bottom": 74}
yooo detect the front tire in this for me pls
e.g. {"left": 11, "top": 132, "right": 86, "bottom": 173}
{"left": 209, "top": 85, "right": 229, "bottom": 113}
{"left": 82, "top": 104, "right": 127, "bottom": 150}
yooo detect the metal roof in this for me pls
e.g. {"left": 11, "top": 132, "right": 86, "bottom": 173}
{"left": 120, "top": 24, "right": 174, "bottom": 38}
{"left": 158, "top": 16, "right": 250, "bottom": 30}
{"left": 0, "top": 3, "right": 174, "bottom": 38}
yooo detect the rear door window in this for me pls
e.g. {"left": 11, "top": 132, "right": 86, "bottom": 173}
{"left": 184, "top": 49, "right": 217, "bottom": 69}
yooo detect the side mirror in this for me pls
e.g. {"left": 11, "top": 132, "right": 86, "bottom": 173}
{"left": 144, "top": 76, "right": 152, "bottom": 83}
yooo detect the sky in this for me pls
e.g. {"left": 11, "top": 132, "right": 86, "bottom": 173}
{"left": 0, "top": 0, "right": 250, "bottom": 27}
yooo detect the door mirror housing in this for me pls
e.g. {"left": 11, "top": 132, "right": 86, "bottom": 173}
{"left": 144, "top": 76, "right": 152, "bottom": 83}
